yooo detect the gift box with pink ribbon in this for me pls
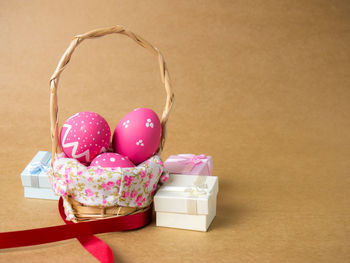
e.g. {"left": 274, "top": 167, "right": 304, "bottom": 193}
{"left": 164, "top": 154, "right": 213, "bottom": 176}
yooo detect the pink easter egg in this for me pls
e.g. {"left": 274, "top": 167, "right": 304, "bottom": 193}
{"left": 60, "top": 112, "right": 111, "bottom": 164}
{"left": 90, "top": 152, "right": 135, "bottom": 168}
{"left": 113, "top": 108, "right": 162, "bottom": 165}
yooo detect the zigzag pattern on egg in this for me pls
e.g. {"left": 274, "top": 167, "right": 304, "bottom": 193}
{"left": 60, "top": 112, "right": 111, "bottom": 164}
{"left": 61, "top": 123, "right": 91, "bottom": 162}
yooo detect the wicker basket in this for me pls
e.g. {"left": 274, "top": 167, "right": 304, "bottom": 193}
{"left": 49, "top": 25, "right": 174, "bottom": 222}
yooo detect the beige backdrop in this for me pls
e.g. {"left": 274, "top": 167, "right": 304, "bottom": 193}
{"left": 0, "top": 0, "right": 349, "bottom": 262}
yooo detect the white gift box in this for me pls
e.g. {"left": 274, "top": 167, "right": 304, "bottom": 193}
{"left": 154, "top": 174, "right": 218, "bottom": 231}
{"left": 24, "top": 187, "right": 59, "bottom": 200}
{"left": 21, "top": 151, "right": 58, "bottom": 200}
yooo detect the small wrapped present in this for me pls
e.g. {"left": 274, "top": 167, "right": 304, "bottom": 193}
{"left": 164, "top": 154, "right": 213, "bottom": 176}
{"left": 20, "top": 151, "right": 58, "bottom": 200}
{"left": 23, "top": 187, "right": 59, "bottom": 200}
{"left": 154, "top": 174, "right": 218, "bottom": 231}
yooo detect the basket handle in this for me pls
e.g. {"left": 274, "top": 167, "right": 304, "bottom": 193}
{"left": 50, "top": 25, "right": 174, "bottom": 164}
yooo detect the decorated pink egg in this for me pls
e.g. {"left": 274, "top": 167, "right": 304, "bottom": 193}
{"left": 90, "top": 152, "right": 135, "bottom": 168}
{"left": 60, "top": 112, "right": 111, "bottom": 164}
{"left": 113, "top": 108, "right": 161, "bottom": 165}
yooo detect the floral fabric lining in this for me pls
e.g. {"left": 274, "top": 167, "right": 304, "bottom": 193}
{"left": 49, "top": 154, "right": 169, "bottom": 221}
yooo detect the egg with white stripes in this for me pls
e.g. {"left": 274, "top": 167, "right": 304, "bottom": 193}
{"left": 113, "top": 108, "right": 162, "bottom": 165}
{"left": 60, "top": 112, "right": 111, "bottom": 164}
{"left": 90, "top": 152, "right": 135, "bottom": 168}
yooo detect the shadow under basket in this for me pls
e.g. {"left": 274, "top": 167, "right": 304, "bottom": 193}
{"left": 49, "top": 25, "right": 174, "bottom": 222}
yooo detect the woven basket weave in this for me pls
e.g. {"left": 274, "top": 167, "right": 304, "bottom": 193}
{"left": 49, "top": 25, "right": 174, "bottom": 222}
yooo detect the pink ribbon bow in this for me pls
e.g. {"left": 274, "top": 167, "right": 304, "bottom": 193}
{"left": 183, "top": 154, "right": 207, "bottom": 170}
{"left": 176, "top": 154, "right": 212, "bottom": 175}
{"left": 164, "top": 154, "right": 213, "bottom": 176}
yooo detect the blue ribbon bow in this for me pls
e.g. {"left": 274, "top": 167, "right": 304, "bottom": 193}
{"left": 29, "top": 162, "right": 49, "bottom": 175}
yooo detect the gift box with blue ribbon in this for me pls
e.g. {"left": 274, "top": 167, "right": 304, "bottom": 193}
{"left": 20, "top": 151, "right": 58, "bottom": 200}
{"left": 154, "top": 174, "right": 218, "bottom": 231}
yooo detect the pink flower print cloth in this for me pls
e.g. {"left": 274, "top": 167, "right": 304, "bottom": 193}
{"left": 49, "top": 155, "right": 166, "bottom": 218}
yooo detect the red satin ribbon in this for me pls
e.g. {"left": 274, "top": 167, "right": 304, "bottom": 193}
{"left": 58, "top": 198, "right": 114, "bottom": 263}
{"left": 0, "top": 197, "right": 152, "bottom": 263}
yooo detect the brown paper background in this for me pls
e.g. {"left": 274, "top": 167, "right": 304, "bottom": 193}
{"left": 0, "top": 0, "right": 350, "bottom": 262}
